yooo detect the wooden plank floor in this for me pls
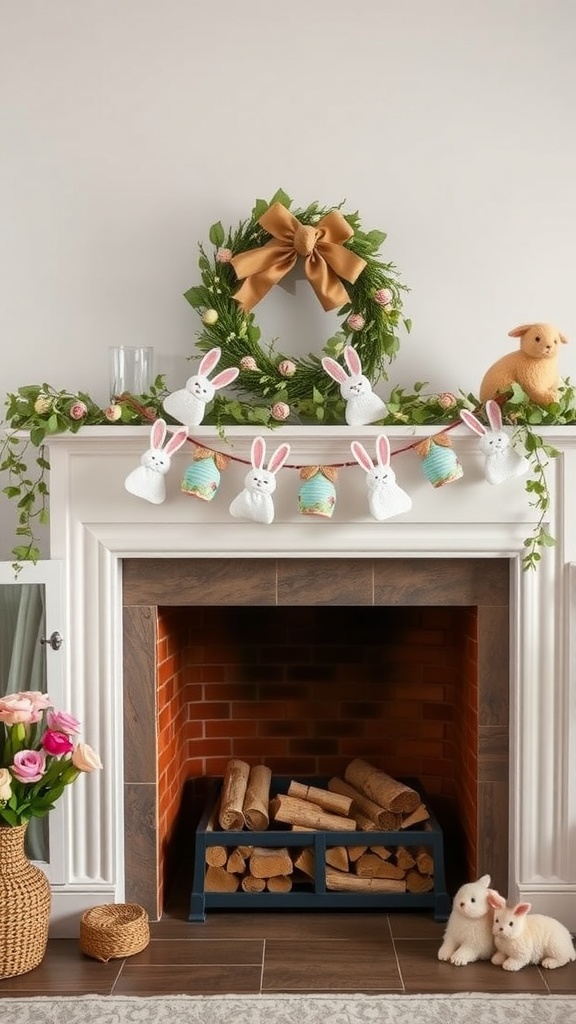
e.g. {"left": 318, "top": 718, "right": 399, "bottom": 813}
{"left": 2, "top": 894, "right": 576, "bottom": 997}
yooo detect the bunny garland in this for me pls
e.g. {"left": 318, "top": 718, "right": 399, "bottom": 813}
{"left": 125, "top": 419, "right": 189, "bottom": 504}
{"left": 163, "top": 347, "right": 240, "bottom": 428}
{"left": 321, "top": 345, "right": 387, "bottom": 426}
{"left": 351, "top": 434, "right": 412, "bottom": 521}
{"left": 229, "top": 436, "right": 291, "bottom": 524}
{"left": 460, "top": 400, "right": 529, "bottom": 485}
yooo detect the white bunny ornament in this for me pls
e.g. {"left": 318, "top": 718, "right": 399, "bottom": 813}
{"left": 437, "top": 874, "right": 497, "bottom": 966}
{"left": 124, "top": 419, "right": 189, "bottom": 504}
{"left": 321, "top": 345, "right": 386, "bottom": 426}
{"left": 351, "top": 434, "right": 412, "bottom": 521}
{"left": 488, "top": 892, "right": 576, "bottom": 971}
{"left": 163, "top": 347, "right": 240, "bottom": 428}
{"left": 460, "top": 400, "right": 529, "bottom": 486}
{"left": 229, "top": 436, "right": 291, "bottom": 524}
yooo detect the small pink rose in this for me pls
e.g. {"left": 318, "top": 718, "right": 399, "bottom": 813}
{"left": 11, "top": 749, "right": 47, "bottom": 783}
{"left": 105, "top": 404, "right": 122, "bottom": 422}
{"left": 0, "top": 695, "right": 37, "bottom": 726}
{"left": 347, "top": 313, "right": 365, "bottom": 331}
{"left": 41, "top": 729, "right": 74, "bottom": 756}
{"left": 47, "top": 709, "right": 81, "bottom": 735}
{"left": 278, "top": 360, "right": 296, "bottom": 378}
{"left": 72, "top": 743, "right": 103, "bottom": 773}
{"left": 438, "top": 392, "right": 457, "bottom": 409}
{"left": 271, "top": 402, "right": 290, "bottom": 421}
{"left": 240, "top": 356, "right": 258, "bottom": 371}
{"left": 374, "top": 288, "right": 393, "bottom": 308}
{"left": 216, "top": 247, "right": 233, "bottom": 263}
{"left": 69, "top": 401, "right": 88, "bottom": 420}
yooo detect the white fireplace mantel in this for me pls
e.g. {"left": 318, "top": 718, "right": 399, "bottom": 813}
{"left": 41, "top": 424, "right": 576, "bottom": 935}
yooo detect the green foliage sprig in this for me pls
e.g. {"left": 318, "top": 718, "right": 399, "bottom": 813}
{"left": 1, "top": 378, "right": 168, "bottom": 571}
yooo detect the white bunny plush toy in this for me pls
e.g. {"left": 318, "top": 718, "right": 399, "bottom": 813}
{"left": 229, "top": 436, "right": 291, "bottom": 525}
{"left": 350, "top": 434, "right": 412, "bottom": 521}
{"left": 488, "top": 891, "right": 576, "bottom": 971}
{"left": 437, "top": 874, "right": 497, "bottom": 966}
{"left": 125, "top": 418, "right": 189, "bottom": 504}
{"left": 321, "top": 344, "right": 386, "bottom": 426}
{"left": 163, "top": 347, "right": 240, "bottom": 428}
{"left": 460, "top": 399, "right": 529, "bottom": 486}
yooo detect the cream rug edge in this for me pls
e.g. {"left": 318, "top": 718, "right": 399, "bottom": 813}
{"left": 2, "top": 993, "right": 576, "bottom": 1024}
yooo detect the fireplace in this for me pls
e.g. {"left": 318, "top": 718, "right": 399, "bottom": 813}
{"left": 44, "top": 423, "right": 576, "bottom": 936}
{"left": 122, "top": 557, "right": 509, "bottom": 918}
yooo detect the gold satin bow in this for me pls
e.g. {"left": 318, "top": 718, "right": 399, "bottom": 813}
{"left": 230, "top": 203, "right": 367, "bottom": 313}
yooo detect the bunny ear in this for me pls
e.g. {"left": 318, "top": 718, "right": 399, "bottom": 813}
{"left": 487, "top": 891, "right": 506, "bottom": 910}
{"left": 251, "top": 436, "right": 266, "bottom": 469}
{"left": 198, "top": 346, "right": 222, "bottom": 377}
{"left": 267, "top": 443, "right": 291, "bottom": 474}
{"left": 344, "top": 345, "right": 362, "bottom": 376}
{"left": 351, "top": 441, "right": 373, "bottom": 472}
{"left": 508, "top": 324, "right": 531, "bottom": 338}
{"left": 210, "top": 366, "right": 240, "bottom": 391}
{"left": 321, "top": 357, "right": 348, "bottom": 384}
{"left": 376, "top": 434, "right": 390, "bottom": 467}
{"left": 164, "top": 426, "right": 189, "bottom": 456}
{"left": 150, "top": 418, "right": 167, "bottom": 449}
{"left": 460, "top": 409, "right": 486, "bottom": 436}
{"left": 485, "top": 399, "right": 502, "bottom": 431}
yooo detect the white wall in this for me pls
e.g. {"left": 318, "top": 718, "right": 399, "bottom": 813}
{"left": 1, "top": 0, "right": 575, "bottom": 558}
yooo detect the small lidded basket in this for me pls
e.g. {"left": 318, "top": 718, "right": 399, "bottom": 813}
{"left": 80, "top": 903, "right": 150, "bottom": 961}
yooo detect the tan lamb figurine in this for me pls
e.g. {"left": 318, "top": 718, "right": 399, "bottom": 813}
{"left": 479, "top": 322, "right": 568, "bottom": 406}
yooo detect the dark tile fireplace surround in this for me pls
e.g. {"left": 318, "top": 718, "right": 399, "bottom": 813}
{"left": 121, "top": 556, "right": 509, "bottom": 919}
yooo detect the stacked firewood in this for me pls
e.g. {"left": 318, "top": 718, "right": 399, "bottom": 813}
{"left": 203, "top": 757, "right": 435, "bottom": 894}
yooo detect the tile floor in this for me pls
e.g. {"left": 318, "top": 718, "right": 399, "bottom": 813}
{"left": 2, "top": 896, "right": 576, "bottom": 998}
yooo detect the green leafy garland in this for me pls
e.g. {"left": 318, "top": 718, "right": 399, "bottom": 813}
{"left": 182, "top": 187, "right": 411, "bottom": 427}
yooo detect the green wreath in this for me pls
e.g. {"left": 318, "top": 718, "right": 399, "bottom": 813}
{"left": 183, "top": 188, "right": 411, "bottom": 426}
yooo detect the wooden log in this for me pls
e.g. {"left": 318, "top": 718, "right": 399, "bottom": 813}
{"left": 225, "top": 848, "right": 248, "bottom": 874}
{"left": 270, "top": 794, "right": 356, "bottom": 832}
{"left": 328, "top": 776, "right": 401, "bottom": 829}
{"left": 355, "top": 853, "right": 406, "bottom": 879}
{"left": 249, "top": 846, "right": 294, "bottom": 878}
{"left": 240, "top": 873, "right": 266, "bottom": 893}
{"left": 326, "top": 870, "right": 406, "bottom": 893}
{"left": 288, "top": 780, "right": 353, "bottom": 817}
{"left": 204, "top": 866, "right": 240, "bottom": 892}
{"left": 368, "top": 845, "right": 392, "bottom": 861}
{"left": 395, "top": 846, "right": 417, "bottom": 871}
{"left": 218, "top": 758, "right": 251, "bottom": 830}
{"left": 399, "top": 803, "right": 430, "bottom": 829}
{"left": 266, "top": 875, "right": 293, "bottom": 892}
{"left": 406, "top": 868, "right": 435, "bottom": 893}
{"left": 292, "top": 847, "right": 315, "bottom": 879}
{"left": 415, "top": 846, "right": 434, "bottom": 875}
{"left": 325, "top": 846, "right": 349, "bottom": 872}
{"left": 205, "top": 845, "right": 227, "bottom": 867}
{"left": 347, "top": 845, "right": 368, "bottom": 862}
{"left": 353, "top": 812, "right": 380, "bottom": 833}
{"left": 242, "top": 764, "right": 272, "bottom": 831}
{"left": 344, "top": 759, "right": 420, "bottom": 813}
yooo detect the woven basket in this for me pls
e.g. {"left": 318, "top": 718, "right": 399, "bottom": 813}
{"left": 80, "top": 903, "right": 150, "bottom": 961}
{"left": 0, "top": 823, "right": 52, "bottom": 978}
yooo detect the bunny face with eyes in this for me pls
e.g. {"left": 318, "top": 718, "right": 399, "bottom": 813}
{"left": 229, "top": 436, "right": 291, "bottom": 524}
{"left": 460, "top": 400, "right": 529, "bottom": 486}
{"left": 351, "top": 434, "right": 412, "bottom": 521}
{"left": 125, "top": 419, "right": 189, "bottom": 504}
{"left": 437, "top": 874, "right": 497, "bottom": 965}
{"left": 322, "top": 345, "right": 386, "bottom": 426}
{"left": 479, "top": 322, "right": 568, "bottom": 406}
{"left": 163, "top": 347, "right": 239, "bottom": 427}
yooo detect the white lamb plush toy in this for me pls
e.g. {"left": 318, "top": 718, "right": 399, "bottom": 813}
{"left": 437, "top": 874, "right": 496, "bottom": 965}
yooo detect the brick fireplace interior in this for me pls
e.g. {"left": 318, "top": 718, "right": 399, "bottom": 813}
{"left": 122, "top": 556, "right": 510, "bottom": 920}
